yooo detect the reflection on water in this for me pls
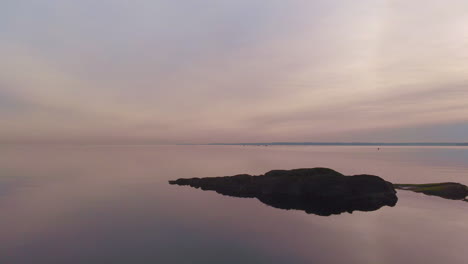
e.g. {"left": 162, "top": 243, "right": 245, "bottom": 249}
{"left": 0, "top": 145, "right": 467, "bottom": 263}
{"left": 170, "top": 168, "right": 398, "bottom": 216}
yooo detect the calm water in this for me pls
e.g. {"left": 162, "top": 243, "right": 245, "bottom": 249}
{"left": 0, "top": 145, "right": 467, "bottom": 264}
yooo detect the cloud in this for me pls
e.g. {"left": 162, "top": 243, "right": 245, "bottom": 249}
{"left": 1, "top": 0, "right": 468, "bottom": 143}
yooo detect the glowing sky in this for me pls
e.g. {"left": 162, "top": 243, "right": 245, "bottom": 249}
{"left": 1, "top": 0, "right": 468, "bottom": 143}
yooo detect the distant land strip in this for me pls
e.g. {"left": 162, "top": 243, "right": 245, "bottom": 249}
{"left": 206, "top": 142, "right": 468, "bottom": 146}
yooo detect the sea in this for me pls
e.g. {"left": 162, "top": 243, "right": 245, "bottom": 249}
{"left": 0, "top": 145, "right": 467, "bottom": 263}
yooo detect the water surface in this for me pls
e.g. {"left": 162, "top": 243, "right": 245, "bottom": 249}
{"left": 0, "top": 145, "right": 467, "bottom": 263}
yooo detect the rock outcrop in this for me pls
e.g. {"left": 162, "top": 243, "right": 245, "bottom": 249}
{"left": 169, "top": 168, "right": 398, "bottom": 216}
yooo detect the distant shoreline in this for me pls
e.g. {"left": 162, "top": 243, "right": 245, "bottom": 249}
{"left": 206, "top": 142, "right": 468, "bottom": 146}
{"left": 1, "top": 142, "right": 467, "bottom": 147}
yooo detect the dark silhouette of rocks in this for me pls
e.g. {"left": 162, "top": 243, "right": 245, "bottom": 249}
{"left": 394, "top": 182, "right": 468, "bottom": 200}
{"left": 169, "top": 168, "right": 398, "bottom": 216}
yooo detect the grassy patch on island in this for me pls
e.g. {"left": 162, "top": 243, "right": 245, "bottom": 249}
{"left": 394, "top": 182, "right": 468, "bottom": 200}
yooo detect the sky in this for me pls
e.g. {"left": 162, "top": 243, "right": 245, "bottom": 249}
{"left": 1, "top": 0, "right": 468, "bottom": 144}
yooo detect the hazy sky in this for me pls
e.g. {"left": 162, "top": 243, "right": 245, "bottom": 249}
{"left": 2, "top": 0, "right": 468, "bottom": 143}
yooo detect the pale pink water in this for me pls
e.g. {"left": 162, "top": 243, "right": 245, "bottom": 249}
{"left": 0, "top": 145, "right": 467, "bottom": 263}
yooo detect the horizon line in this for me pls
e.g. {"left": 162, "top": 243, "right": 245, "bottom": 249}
{"left": 205, "top": 142, "right": 468, "bottom": 146}
{"left": 0, "top": 141, "right": 467, "bottom": 146}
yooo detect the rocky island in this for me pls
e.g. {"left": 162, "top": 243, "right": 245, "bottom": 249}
{"left": 169, "top": 168, "right": 398, "bottom": 216}
{"left": 394, "top": 182, "right": 468, "bottom": 201}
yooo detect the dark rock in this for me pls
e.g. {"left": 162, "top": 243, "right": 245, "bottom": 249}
{"left": 169, "top": 168, "right": 398, "bottom": 216}
{"left": 394, "top": 182, "right": 468, "bottom": 200}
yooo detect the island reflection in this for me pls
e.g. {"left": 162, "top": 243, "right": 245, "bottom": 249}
{"left": 169, "top": 168, "right": 398, "bottom": 216}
